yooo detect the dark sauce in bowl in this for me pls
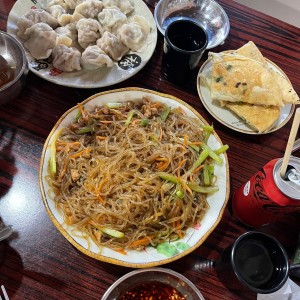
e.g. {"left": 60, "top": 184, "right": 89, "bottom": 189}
{"left": 117, "top": 281, "right": 186, "bottom": 300}
{"left": 0, "top": 58, "right": 15, "bottom": 88}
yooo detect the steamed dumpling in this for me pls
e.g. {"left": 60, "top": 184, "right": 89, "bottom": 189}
{"left": 17, "top": 9, "right": 58, "bottom": 39}
{"left": 117, "top": 23, "right": 145, "bottom": 51}
{"left": 81, "top": 45, "right": 114, "bottom": 69}
{"left": 97, "top": 31, "right": 128, "bottom": 61}
{"left": 47, "top": 4, "right": 66, "bottom": 20}
{"left": 74, "top": 0, "right": 103, "bottom": 19}
{"left": 55, "top": 24, "right": 77, "bottom": 47}
{"left": 97, "top": 7, "right": 128, "bottom": 35}
{"left": 76, "top": 18, "right": 102, "bottom": 49}
{"left": 24, "top": 23, "right": 57, "bottom": 59}
{"left": 102, "top": 0, "right": 134, "bottom": 15}
{"left": 130, "top": 15, "right": 150, "bottom": 36}
{"left": 64, "top": 0, "right": 84, "bottom": 10}
{"left": 52, "top": 44, "right": 82, "bottom": 71}
{"left": 40, "top": 0, "right": 68, "bottom": 10}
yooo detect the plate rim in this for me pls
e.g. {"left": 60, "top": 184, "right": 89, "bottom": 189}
{"left": 197, "top": 58, "right": 296, "bottom": 135}
{"left": 7, "top": 0, "right": 158, "bottom": 89}
{"left": 39, "top": 87, "right": 230, "bottom": 268}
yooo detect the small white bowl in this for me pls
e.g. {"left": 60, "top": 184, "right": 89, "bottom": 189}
{"left": 154, "top": 0, "right": 230, "bottom": 49}
{"left": 101, "top": 268, "right": 205, "bottom": 299}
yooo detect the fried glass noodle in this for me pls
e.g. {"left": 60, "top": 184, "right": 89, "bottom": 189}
{"left": 47, "top": 98, "right": 224, "bottom": 252}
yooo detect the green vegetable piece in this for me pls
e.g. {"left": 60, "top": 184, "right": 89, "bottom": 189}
{"left": 76, "top": 126, "right": 92, "bottom": 134}
{"left": 125, "top": 110, "right": 135, "bottom": 126}
{"left": 160, "top": 106, "right": 171, "bottom": 122}
{"left": 157, "top": 243, "right": 179, "bottom": 257}
{"left": 202, "top": 124, "right": 214, "bottom": 143}
{"left": 201, "top": 144, "right": 223, "bottom": 164}
{"left": 187, "top": 182, "right": 219, "bottom": 194}
{"left": 100, "top": 227, "right": 124, "bottom": 238}
{"left": 214, "top": 144, "right": 229, "bottom": 155}
{"left": 159, "top": 172, "right": 179, "bottom": 184}
{"left": 188, "top": 149, "right": 209, "bottom": 173}
{"left": 176, "top": 190, "right": 184, "bottom": 199}
{"left": 49, "top": 129, "right": 63, "bottom": 175}
{"left": 203, "top": 165, "right": 210, "bottom": 186}
{"left": 74, "top": 109, "right": 82, "bottom": 122}
{"left": 140, "top": 119, "right": 150, "bottom": 126}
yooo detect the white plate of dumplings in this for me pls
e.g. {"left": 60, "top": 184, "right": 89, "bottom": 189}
{"left": 7, "top": 0, "right": 157, "bottom": 88}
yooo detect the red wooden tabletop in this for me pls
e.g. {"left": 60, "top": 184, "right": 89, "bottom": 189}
{"left": 0, "top": 0, "right": 299, "bottom": 299}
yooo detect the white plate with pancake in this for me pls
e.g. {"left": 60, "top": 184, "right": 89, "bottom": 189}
{"left": 7, "top": 0, "right": 157, "bottom": 88}
{"left": 39, "top": 87, "right": 230, "bottom": 268}
{"left": 197, "top": 59, "right": 295, "bottom": 135}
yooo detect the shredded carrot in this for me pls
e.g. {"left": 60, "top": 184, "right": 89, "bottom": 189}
{"left": 100, "top": 120, "right": 113, "bottom": 124}
{"left": 97, "top": 194, "right": 106, "bottom": 204}
{"left": 129, "top": 235, "right": 154, "bottom": 248}
{"left": 156, "top": 157, "right": 170, "bottom": 170}
{"left": 96, "top": 136, "right": 107, "bottom": 140}
{"left": 114, "top": 248, "right": 127, "bottom": 255}
{"left": 70, "top": 148, "right": 91, "bottom": 159}
{"left": 97, "top": 178, "right": 107, "bottom": 193}
{"left": 178, "top": 177, "right": 193, "bottom": 195}
{"left": 176, "top": 220, "right": 183, "bottom": 239}
{"left": 183, "top": 134, "right": 188, "bottom": 146}
{"left": 77, "top": 103, "right": 85, "bottom": 119}
{"left": 176, "top": 159, "right": 187, "bottom": 177}
{"left": 193, "top": 164, "right": 204, "bottom": 174}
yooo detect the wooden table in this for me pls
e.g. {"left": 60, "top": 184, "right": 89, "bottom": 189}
{"left": 0, "top": 0, "right": 299, "bottom": 299}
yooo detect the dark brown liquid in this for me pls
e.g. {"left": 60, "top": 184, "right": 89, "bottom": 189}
{"left": 170, "top": 34, "right": 205, "bottom": 51}
{"left": 0, "top": 59, "right": 14, "bottom": 88}
{"left": 235, "top": 240, "right": 274, "bottom": 287}
{"left": 117, "top": 281, "right": 186, "bottom": 300}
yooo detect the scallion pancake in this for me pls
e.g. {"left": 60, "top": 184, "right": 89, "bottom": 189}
{"left": 209, "top": 52, "right": 284, "bottom": 107}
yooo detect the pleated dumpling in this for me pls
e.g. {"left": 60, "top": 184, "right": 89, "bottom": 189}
{"left": 17, "top": 8, "right": 58, "bottom": 39}
{"left": 76, "top": 18, "right": 102, "bottom": 49}
{"left": 97, "top": 31, "right": 129, "bottom": 61}
{"left": 73, "top": 0, "right": 103, "bottom": 19}
{"left": 117, "top": 16, "right": 150, "bottom": 51}
{"left": 55, "top": 23, "right": 77, "bottom": 47}
{"left": 102, "top": 0, "right": 134, "bottom": 15}
{"left": 97, "top": 7, "right": 128, "bottom": 35}
{"left": 81, "top": 45, "right": 114, "bottom": 69}
{"left": 52, "top": 44, "right": 82, "bottom": 72}
{"left": 24, "top": 23, "right": 57, "bottom": 59}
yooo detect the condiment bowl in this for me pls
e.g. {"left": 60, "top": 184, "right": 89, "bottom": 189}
{"left": 101, "top": 268, "right": 205, "bottom": 299}
{"left": 0, "top": 30, "right": 28, "bottom": 104}
{"left": 154, "top": 0, "right": 230, "bottom": 49}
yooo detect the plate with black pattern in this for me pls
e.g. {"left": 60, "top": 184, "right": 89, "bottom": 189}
{"left": 7, "top": 0, "right": 157, "bottom": 88}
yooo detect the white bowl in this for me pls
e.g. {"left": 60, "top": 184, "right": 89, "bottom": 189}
{"left": 154, "top": 0, "right": 230, "bottom": 49}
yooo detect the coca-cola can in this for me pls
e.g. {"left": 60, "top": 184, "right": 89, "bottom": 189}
{"left": 232, "top": 157, "right": 300, "bottom": 228}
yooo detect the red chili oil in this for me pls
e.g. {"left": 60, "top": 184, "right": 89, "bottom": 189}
{"left": 117, "top": 280, "right": 186, "bottom": 300}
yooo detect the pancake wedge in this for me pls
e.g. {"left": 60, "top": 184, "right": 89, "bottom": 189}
{"left": 224, "top": 102, "right": 281, "bottom": 133}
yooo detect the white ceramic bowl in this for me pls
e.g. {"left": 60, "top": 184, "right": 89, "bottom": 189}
{"left": 154, "top": 0, "right": 230, "bottom": 49}
{"left": 101, "top": 268, "right": 205, "bottom": 299}
{"left": 39, "top": 87, "right": 229, "bottom": 268}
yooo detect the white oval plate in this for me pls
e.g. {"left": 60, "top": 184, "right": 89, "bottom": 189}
{"left": 7, "top": 0, "right": 157, "bottom": 88}
{"left": 197, "top": 59, "right": 295, "bottom": 135}
{"left": 39, "top": 87, "right": 230, "bottom": 268}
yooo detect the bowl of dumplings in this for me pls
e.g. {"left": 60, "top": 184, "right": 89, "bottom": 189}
{"left": 7, "top": 0, "right": 157, "bottom": 88}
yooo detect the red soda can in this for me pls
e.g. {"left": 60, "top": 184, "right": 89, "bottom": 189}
{"left": 232, "top": 157, "right": 300, "bottom": 228}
